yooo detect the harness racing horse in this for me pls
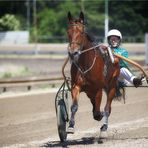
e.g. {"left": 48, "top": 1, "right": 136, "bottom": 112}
{"left": 67, "top": 11, "right": 120, "bottom": 134}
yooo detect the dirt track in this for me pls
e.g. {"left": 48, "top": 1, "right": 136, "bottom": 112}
{"left": 0, "top": 43, "right": 148, "bottom": 147}
{"left": 0, "top": 87, "right": 148, "bottom": 148}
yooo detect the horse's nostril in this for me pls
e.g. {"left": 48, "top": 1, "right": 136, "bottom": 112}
{"left": 68, "top": 51, "right": 80, "bottom": 62}
{"left": 73, "top": 52, "right": 78, "bottom": 56}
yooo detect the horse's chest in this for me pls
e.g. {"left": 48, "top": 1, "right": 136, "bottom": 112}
{"left": 83, "top": 75, "right": 105, "bottom": 90}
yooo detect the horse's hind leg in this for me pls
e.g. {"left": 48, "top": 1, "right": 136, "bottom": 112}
{"left": 101, "top": 86, "right": 116, "bottom": 132}
{"left": 67, "top": 85, "right": 80, "bottom": 134}
{"left": 101, "top": 62, "right": 119, "bottom": 132}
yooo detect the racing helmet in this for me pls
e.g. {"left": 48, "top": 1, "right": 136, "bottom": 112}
{"left": 107, "top": 29, "right": 122, "bottom": 47}
{"left": 107, "top": 29, "right": 122, "bottom": 40}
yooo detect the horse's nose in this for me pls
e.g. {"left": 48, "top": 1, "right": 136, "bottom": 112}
{"left": 68, "top": 51, "right": 81, "bottom": 61}
{"left": 69, "top": 50, "right": 81, "bottom": 56}
{"left": 68, "top": 45, "right": 80, "bottom": 54}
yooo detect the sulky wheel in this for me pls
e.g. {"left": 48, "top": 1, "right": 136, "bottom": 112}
{"left": 55, "top": 81, "right": 70, "bottom": 142}
{"left": 56, "top": 99, "right": 67, "bottom": 142}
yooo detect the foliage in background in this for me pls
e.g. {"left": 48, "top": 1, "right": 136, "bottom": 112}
{"left": 109, "top": 1, "right": 148, "bottom": 42}
{"left": 0, "top": 14, "right": 20, "bottom": 31}
{"left": 0, "top": 0, "right": 148, "bottom": 42}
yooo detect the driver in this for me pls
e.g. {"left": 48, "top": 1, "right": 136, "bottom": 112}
{"left": 107, "top": 29, "right": 143, "bottom": 87}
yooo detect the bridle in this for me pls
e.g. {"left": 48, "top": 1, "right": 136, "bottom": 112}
{"left": 67, "top": 23, "right": 99, "bottom": 74}
{"left": 68, "top": 23, "right": 85, "bottom": 55}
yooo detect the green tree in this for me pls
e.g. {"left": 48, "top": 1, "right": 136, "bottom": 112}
{"left": 109, "top": 0, "right": 148, "bottom": 42}
{"left": 37, "top": 1, "right": 82, "bottom": 42}
{"left": 0, "top": 0, "right": 148, "bottom": 42}
{"left": 0, "top": 14, "right": 20, "bottom": 31}
{"left": 37, "top": 0, "right": 105, "bottom": 42}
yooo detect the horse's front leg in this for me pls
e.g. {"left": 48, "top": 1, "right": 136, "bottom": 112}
{"left": 67, "top": 85, "right": 80, "bottom": 134}
{"left": 92, "top": 89, "right": 103, "bottom": 121}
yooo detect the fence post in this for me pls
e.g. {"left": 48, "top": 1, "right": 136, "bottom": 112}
{"left": 27, "top": 85, "right": 31, "bottom": 91}
{"left": 145, "top": 33, "right": 148, "bottom": 65}
{"left": 3, "top": 87, "right": 7, "bottom": 92}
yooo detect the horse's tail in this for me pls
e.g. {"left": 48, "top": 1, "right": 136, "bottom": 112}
{"left": 114, "top": 82, "right": 126, "bottom": 104}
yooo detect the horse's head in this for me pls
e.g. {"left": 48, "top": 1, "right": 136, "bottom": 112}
{"left": 67, "top": 11, "right": 85, "bottom": 61}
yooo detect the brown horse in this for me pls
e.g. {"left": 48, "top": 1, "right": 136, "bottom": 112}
{"left": 67, "top": 11, "right": 120, "bottom": 133}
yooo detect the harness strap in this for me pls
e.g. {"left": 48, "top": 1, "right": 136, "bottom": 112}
{"left": 72, "top": 49, "right": 97, "bottom": 74}
{"left": 80, "top": 44, "right": 102, "bottom": 54}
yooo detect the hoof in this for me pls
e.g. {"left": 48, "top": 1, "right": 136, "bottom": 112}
{"left": 67, "top": 126, "right": 75, "bottom": 134}
{"left": 93, "top": 111, "right": 103, "bottom": 121}
{"left": 100, "top": 124, "right": 108, "bottom": 132}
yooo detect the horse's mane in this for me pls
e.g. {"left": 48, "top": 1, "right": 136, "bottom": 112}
{"left": 85, "top": 30, "right": 98, "bottom": 45}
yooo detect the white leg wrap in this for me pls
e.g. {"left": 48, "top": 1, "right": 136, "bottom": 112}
{"left": 103, "top": 111, "right": 109, "bottom": 125}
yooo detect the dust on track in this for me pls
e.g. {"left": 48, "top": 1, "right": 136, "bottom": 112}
{"left": 0, "top": 87, "right": 148, "bottom": 148}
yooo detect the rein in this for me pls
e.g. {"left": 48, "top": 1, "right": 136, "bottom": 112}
{"left": 69, "top": 44, "right": 101, "bottom": 74}
{"left": 78, "top": 44, "right": 101, "bottom": 54}
{"left": 73, "top": 50, "right": 97, "bottom": 74}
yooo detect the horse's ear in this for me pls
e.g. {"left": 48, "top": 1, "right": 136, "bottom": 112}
{"left": 68, "top": 11, "right": 73, "bottom": 22}
{"left": 79, "top": 11, "right": 84, "bottom": 24}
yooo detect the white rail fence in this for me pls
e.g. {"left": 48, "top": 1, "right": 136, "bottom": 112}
{"left": 0, "top": 65, "right": 148, "bottom": 93}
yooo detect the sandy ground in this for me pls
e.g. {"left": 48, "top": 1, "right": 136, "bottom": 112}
{"left": 0, "top": 43, "right": 148, "bottom": 147}
{"left": 0, "top": 87, "right": 148, "bottom": 148}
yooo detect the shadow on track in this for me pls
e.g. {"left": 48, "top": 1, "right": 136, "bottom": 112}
{"left": 41, "top": 136, "right": 103, "bottom": 147}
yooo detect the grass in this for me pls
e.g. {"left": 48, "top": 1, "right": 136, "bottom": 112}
{"left": 0, "top": 66, "right": 32, "bottom": 79}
